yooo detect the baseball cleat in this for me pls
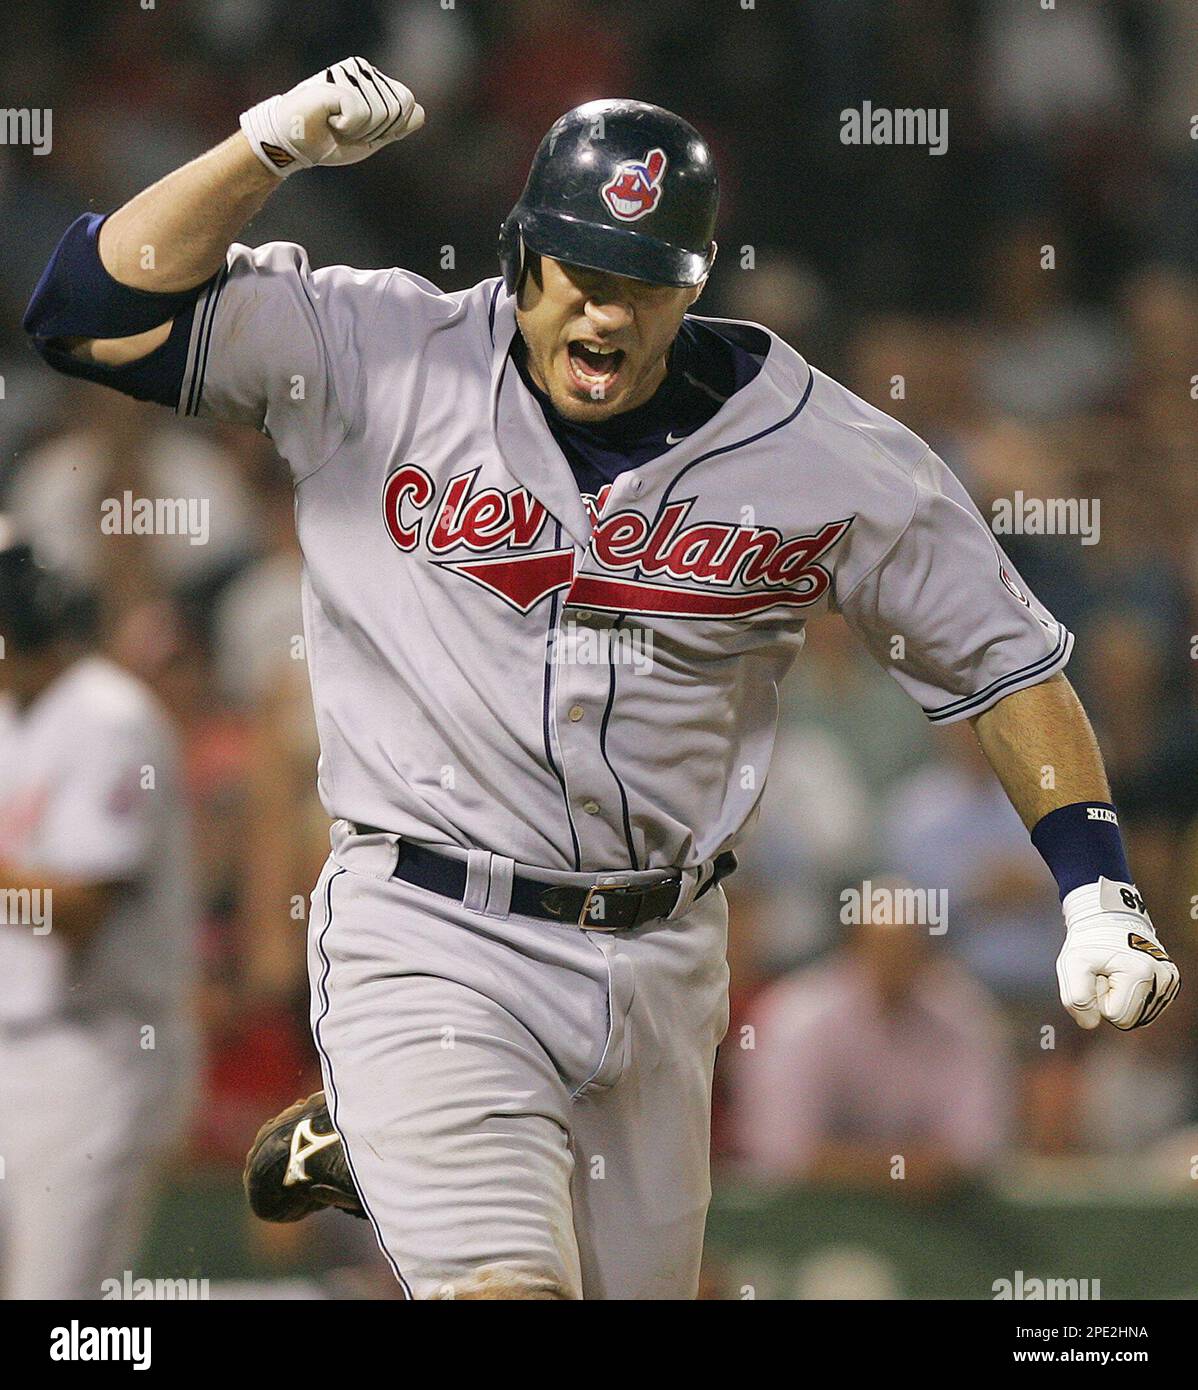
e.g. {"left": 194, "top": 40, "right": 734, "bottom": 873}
{"left": 243, "top": 1091, "right": 366, "bottom": 1222}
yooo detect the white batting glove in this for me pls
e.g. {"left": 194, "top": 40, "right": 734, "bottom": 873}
{"left": 1056, "top": 878, "right": 1180, "bottom": 1030}
{"left": 240, "top": 56, "right": 424, "bottom": 177}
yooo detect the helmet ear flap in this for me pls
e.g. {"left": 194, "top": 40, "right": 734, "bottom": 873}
{"left": 499, "top": 214, "right": 524, "bottom": 296}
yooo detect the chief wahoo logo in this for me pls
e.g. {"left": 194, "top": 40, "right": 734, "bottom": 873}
{"left": 601, "top": 148, "right": 667, "bottom": 221}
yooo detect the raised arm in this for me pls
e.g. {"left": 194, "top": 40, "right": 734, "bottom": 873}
{"left": 70, "top": 136, "right": 277, "bottom": 366}
{"left": 28, "top": 56, "right": 423, "bottom": 370}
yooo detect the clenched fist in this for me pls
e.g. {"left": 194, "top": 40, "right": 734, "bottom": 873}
{"left": 1057, "top": 878, "right": 1180, "bottom": 1030}
{"left": 240, "top": 56, "right": 424, "bottom": 177}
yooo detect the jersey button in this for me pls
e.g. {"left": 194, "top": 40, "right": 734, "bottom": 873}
{"left": 573, "top": 610, "right": 593, "bottom": 622}
{"left": 582, "top": 799, "right": 601, "bottom": 815}
{"left": 568, "top": 705, "right": 585, "bottom": 722}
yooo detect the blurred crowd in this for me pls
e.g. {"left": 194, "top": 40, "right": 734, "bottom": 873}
{"left": 2, "top": 0, "right": 1197, "bottom": 1259}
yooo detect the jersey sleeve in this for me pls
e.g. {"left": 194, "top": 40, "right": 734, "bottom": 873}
{"left": 836, "top": 450, "right": 1073, "bottom": 723}
{"left": 176, "top": 241, "right": 394, "bottom": 481}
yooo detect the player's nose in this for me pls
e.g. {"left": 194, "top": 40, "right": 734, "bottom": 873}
{"left": 583, "top": 294, "right": 635, "bottom": 334}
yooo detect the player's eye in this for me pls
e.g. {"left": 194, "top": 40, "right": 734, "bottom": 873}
{"left": 563, "top": 263, "right": 604, "bottom": 292}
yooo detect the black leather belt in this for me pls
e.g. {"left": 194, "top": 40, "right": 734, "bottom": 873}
{"left": 353, "top": 827, "right": 736, "bottom": 930}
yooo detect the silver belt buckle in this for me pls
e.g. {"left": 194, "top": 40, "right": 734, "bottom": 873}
{"left": 578, "top": 880, "right": 632, "bottom": 928}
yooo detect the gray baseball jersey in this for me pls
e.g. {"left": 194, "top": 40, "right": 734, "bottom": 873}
{"left": 0, "top": 655, "right": 197, "bottom": 1297}
{"left": 0, "top": 655, "right": 196, "bottom": 1027}
{"left": 171, "top": 244, "right": 1071, "bottom": 1296}
{"left": 179, "top": 244, "right": 1071, "bottom": 875}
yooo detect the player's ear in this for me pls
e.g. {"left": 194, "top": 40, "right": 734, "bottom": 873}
{"left": 516, "top": 252, "right": 544, "bottom": 311}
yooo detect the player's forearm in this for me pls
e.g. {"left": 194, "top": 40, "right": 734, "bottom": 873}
{"left": 970, "top": 673, "right": 1109, "bottom": 829}
{"left": 98, "top": 133, "right": 277, "bottom": 292}
{"left": 30, "top": 59, "right": 421, "bottom": 376}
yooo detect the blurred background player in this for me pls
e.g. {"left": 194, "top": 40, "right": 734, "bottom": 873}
{"left": 0, "top": 519, "right": 198, "bottom": 1299}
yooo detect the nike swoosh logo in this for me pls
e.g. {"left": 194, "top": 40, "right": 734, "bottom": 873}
{"left": 665, "top": 431, "right": 691, "bottom": 445}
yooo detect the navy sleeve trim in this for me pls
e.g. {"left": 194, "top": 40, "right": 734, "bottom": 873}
{"left": 923, "top": 625, "right": 1074, "bottom": 723}
{"left": 179, "top": 263, "right": 230, "bottom": 417}
{"left": 26, "top": 304, "right": 197, "bottom": 408}
{"left": 24, "top": 212, "right": 208, "bottom": 341}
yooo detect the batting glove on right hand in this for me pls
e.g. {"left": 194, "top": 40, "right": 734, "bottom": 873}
{"left": 240, "top": 56, "right": 424, "bottom": 177}
{"left": 1057, "top": 878, "right": 1180, "bottom": 1030}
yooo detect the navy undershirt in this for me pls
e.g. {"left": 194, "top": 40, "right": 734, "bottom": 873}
{"left": 23, "top": 212, "right": 202, "bottom": 405}
{"left": 511, "top": 319, "right": 767, "bottom": 498}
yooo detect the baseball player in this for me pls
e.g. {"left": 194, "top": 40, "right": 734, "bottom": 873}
{"left": 24, "top": 58, "right": 1179, "bottom": 1300}
{"left": 0, "top": 522, "right": 197, "bottom": 1299}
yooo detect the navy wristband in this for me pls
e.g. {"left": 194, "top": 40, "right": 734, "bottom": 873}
{"left": 1030, "top": 801, "right": 1132, "bottom": 901}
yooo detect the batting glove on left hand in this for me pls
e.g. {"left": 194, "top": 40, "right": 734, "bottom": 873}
{"left": 1057, "top": 878, "right": 1180, "bottom": 1030}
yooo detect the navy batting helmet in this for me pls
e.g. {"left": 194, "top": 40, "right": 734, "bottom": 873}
{"left": 0, "top": 516, "right": 90, "bottom": 653}
{"left": 499, "top": 99, "right": 718, "bottom": 295}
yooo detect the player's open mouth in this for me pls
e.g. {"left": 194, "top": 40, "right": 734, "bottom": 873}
{"left": 566, "top": 340, "right": 626, "bottom": 396}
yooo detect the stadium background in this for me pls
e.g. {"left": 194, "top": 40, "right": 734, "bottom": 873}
{"left": 2, "top": 0, "right": 1198, "bottom": 1298}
